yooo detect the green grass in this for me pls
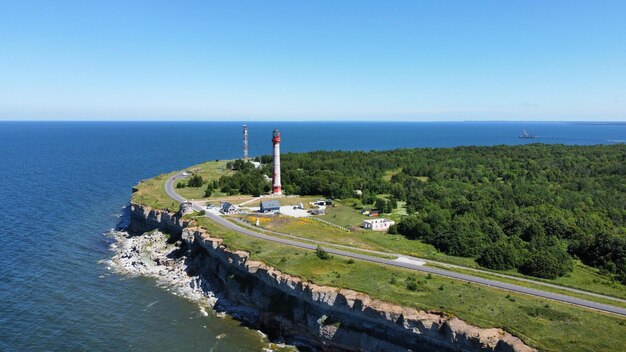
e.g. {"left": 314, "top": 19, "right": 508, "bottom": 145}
{"left": 242, "top": 213, "right": 480, "bottom": 267}
{"left": 492, "top": 261, "right": 626, "bottom": 301}
{"left": 175, "top": 160, "right": 234, "bottom": 200}
{"left": 382, "top": 168, "right": 402, "bottom": 182}
{"left": 132, "top": 159, "right": 236, "bottom": 207}
{"left": 245, "top": 195, "right": 321, "bottom": 208}
{"left": 131, "top": 171, "right": 179, "bottom": 210}
{"left": 382, "top": 168, "right": 428, "bottom": 182}
{"left": 194, "top": 216, "right": 626, "bottom": 352}
{"left": 320, "top": 201, "right": 371, "bottom": 228}
{"left": 321, "top": 199, "right": 406, "bottom": 227}
{"left": 312, "top": 200, "right": 626, "bottom": 300}
{"left": 551, "top": 262, "right": 626, "bottom": 299}
{"left": 237, "top": 209, "right": 626, "bottom": 300}
{"left": 427, "top": 263, "right": 626, "bottom": 309}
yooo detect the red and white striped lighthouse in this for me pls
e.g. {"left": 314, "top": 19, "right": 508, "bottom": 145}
{"left": 272, "top": 128, "right": 282, "bottom": 194}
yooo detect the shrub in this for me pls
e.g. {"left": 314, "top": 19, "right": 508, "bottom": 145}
{"left": 406, "top": 279, "right": 419, "bottom": 291}
{"left": 316, "top": 246, "right": 331, "bottom": 260}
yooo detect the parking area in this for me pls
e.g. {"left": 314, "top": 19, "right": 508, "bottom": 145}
{"left": 279, "top": 206, "right": 310, "bottom": 218}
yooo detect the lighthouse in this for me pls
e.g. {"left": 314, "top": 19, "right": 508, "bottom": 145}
{"left": 272, "top": 128, "right": 282, "bottom": 194}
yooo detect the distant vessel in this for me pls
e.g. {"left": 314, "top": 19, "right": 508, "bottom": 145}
{"left": 519, "top": 129, "right": 537, "bottom": 139}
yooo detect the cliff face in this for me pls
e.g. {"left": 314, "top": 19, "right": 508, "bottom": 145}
{"left": 128, "top": 203, "right": 535, "bottom": 352}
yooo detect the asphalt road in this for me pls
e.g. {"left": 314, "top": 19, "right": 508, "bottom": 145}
{"left": 165, "top": 173, "right": 626, "bottom": 317}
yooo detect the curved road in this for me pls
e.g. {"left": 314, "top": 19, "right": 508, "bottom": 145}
{"left": 166, "top": 173, "right": 626, "bottom": 317}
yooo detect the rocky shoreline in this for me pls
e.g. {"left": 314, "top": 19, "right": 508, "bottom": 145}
{"left": 114, "top": 202, "right": 536, "bottom": 352}
{"left": 107, "top": 230, "right": 218, "bottom": 312}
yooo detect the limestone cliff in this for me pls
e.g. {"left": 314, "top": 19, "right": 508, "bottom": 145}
{"left": 128, "top": 202, "right": 536, "bottom": 352}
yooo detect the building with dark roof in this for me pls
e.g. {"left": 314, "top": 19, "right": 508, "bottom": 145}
{"left": 220, "top": 201, "right": 238, "bottom": 214}
{"left": 260, "top": 199, "right": 281, "bottom": 213}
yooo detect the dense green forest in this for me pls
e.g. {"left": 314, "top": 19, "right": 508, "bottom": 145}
{"left": 219, "top": 144, "right": 626, "bottom": 282}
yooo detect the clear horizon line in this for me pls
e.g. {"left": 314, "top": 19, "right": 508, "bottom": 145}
{"left": 1, "top": 119, "right": 626, "bottom": 123}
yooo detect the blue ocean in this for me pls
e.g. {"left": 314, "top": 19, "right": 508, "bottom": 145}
{"left": 0, "top": 121, "right": 624, "bottom": 351}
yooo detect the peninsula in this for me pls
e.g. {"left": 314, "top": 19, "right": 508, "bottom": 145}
{"left": 119, "top": 142, "right": 626, "bottom": 351}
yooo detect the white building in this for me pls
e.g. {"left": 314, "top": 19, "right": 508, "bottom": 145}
{"left": 362, "top": 218, "right": 395, "bottom": 231}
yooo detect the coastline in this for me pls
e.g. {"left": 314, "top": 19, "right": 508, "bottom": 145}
{"left": 115, "top": 201, "right": 535, "bottom": 352}
{"left": 106, "top": 220, "right": 296, "bottom": 351}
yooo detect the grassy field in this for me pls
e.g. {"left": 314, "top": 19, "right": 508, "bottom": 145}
{"left": 132, "top": 159, "right": 237, "bottom": 208}
{"left": 205, "top": 195, "right": 257, "bottom": 206}
{"left": 234, "top": 217, "right": 626, "bottom": 307}
{"left": 194, "top": 216, "right": 626, "bottom": 352}
{"left": 175, "top": 160, "right": 234, "bottom": 200}
{"left": 321, "top": 201, "right": 371, "bottom": 227}
{"left": 321, "top": 199, "right": 407, "bottom": 227}
{"left": 131, "top": 171, "right": 180, "bottom": 210}
{"left": 238, "top": 213, "right": 486, "bottom": 267}
{"left": 469, "top": 261, "right": 626, "bottom": 301}
{"left": 382, "top": 168, "right": 401, "bottom": 182}
{"left": 244, "top": 195, "right": 321, "bottom": 208}
{"left": 427, "top": 263, "right": 626, "bottom": 309}
{"left": 236, "top": 211, "right": 626, "bottom": 300}
{"left": 382, "top": 168, "right": 428, "bottom": 183}
{"left": 549, "top": 263, "right": 626, "bottom": 299}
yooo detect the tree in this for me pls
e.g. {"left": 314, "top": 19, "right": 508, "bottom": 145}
{"left": 477, "top": 239, "right": 524, "bottom": 270}
{"left": 433, "top": 214, "right": 488, "bottom": 257}
{"left": 228, "top": 144, "right": 626, "bottom": 279}
{"left": 232, "top": 159, "right": 246, "bottom": 170}
{"left": 187, "top": 174, "right": 204, "bottom": 187}
{"left": 396, "top": 215, "right": 432, "bottom": 240}
{"left": 375, "top": 198, "right": 394, "bottom": 213}
{"left": 520, "top": 247, "right": 573, "bottom": 279}
{"left": 389, "top": 197, "right": 398, "bottom": 211}
{"left": 575, "top": 232, "right": 626, "bottom": 284}
{"left": 204, "top": 185, "right": 213, "bottom": 197}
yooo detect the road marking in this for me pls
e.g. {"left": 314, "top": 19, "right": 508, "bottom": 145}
{"left": 395, "top": 257, "right": 426, "bottom": 266}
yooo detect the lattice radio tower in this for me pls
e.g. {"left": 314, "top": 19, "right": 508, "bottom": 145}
{"left": 243, "top": 125, "right": 249, "bottom": 160}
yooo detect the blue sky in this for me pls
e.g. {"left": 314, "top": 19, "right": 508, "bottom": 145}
{"left": 1, "top": 1, "right": 625, "bottom": 121}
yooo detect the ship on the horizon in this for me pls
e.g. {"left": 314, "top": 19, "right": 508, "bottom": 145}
{"left": 519, "top": 129, "right": 537, "bottom": 139}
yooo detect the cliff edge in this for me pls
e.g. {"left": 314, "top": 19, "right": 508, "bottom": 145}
{"left": 126, "top": 202, "right": 536, "bottom": 352}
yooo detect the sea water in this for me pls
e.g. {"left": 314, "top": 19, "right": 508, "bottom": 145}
{"left": 0, "top": 121, "right": 624, "bottom": 351}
